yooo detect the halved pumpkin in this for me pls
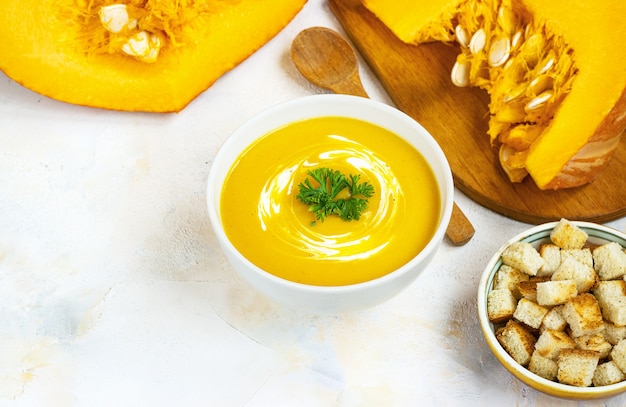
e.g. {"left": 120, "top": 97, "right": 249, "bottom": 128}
{"left": 0, "top": 0, "right": 307, "bottom": 112}
{"left": 362, "top": 0, "right": 626, "bottom": 190}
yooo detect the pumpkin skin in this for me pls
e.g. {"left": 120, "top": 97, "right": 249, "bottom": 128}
{"left": 362, "top": 0, "right": 626, "bottom": 190}
{"left": 0, "top": 0, "right": 307, "bottom": 112}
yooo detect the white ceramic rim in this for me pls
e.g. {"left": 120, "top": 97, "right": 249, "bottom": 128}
{"left": 477, "top": 221, "right": 626, "bottom": 396}
{"left": 207, "top": 94, "right": 454, "bottom": 294}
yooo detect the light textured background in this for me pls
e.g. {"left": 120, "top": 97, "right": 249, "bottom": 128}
{"left": 1, "top": 1, "right": 625, "bottom": 406}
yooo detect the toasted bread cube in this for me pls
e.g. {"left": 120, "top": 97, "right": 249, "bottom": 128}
{"left": 604, "top": 321, "right": 626, "bottom": 345}
{"left": 561, "top": 293, "right": 604, "bottom": 337}
{"left": 561, "top": 248, "right": 593, "bottom": 268}
{"left": 528, "top": 350, "right": 558, "bottom": 381}
{"left": 496, "top": 320, "right": 536, "bottom": 366}
{"left": 493, "top": 264, "right": 529, "bottom": 298}
{"left": 550, "top": 218, "right": 588, "bottom": 250}
{"left": 513, "top": 297, "right": 549, "bottom": 330}
{"left": 535, "top": 329, "right": 576, "bottom": 360}
{"left": 536, "top": 280, "right": 577, "bottom": 306}
{"left": 557, "top": 349, "right": 600, "bottom": 387}
{"left": 575, "top": 333, "right": 612, "bottom": 359}
{"left": 487, "top": 289, "right": 517, "bottom": 323}
{"left": 609, "top": 339, "right": 626, "bottom": 373}
{"left": 593, "top": 242, "right": 626, "bottom": 281}
{"left": 541, "top": 305, "right": 568, "bottom": 332}
{"left": 594, "top": 281, "right": 626, "bottom": 325}
{"left": 593, "top": 361, "right": 626, "bottom": 387}
{"left": 538, "top": 243, "right": 561, "bottom": 277}
{"left": 502, "top": 242, "right": 544, "bottom": 276}
{"left": 551, "top": 257, "right": 597, "bottom": 294}
{"left": 602, "top": 297, "right": 626, "bottom": 326}
{"left": 517, "top": 279, "right": 546, "bottom": 302}
{"left": 594, "top": 280, "right": 626, "bottom": 307}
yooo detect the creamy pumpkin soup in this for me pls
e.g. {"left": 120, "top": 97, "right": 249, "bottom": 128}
{"left": 221, "top": 116, "right": 440, "bottom": 286}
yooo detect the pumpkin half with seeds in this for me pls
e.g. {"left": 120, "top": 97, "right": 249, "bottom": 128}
{"left": 362, "top": 0, "right": 626, "bottom": 190}
{"left": 0, "top": 0, "right": 307, "bottom": 112}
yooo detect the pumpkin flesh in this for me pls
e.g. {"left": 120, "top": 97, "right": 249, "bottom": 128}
{"left": 0, "top": 0, "right": 307, "bottom": 112}
{"left": 362, "top": 0, "right": 626, "bottom": 190}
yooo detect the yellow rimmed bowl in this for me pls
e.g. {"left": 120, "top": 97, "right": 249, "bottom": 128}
{"left": 477, "top": 221, "right": 626, "bottom": 399}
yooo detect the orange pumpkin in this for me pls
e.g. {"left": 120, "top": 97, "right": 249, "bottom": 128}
{"left": 362, "top": 0, "right": 626, "bottom": 190}
{"left": 0, "top": 0, "right": 307, "bottom": 112}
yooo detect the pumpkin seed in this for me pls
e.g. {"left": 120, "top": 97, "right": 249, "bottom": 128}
{"left": 455, "top": 25, "right": 470, "bottom": 48}
{"left": 451, "top": 59, "right": 471, "bottom": 87}
{"left": 99, "top": 4, "right": 134, "bottom": 34}
{"left": 529, "top": 74, "right": 554, "bottom": 95}
{"left": 536, "top": 52, "right": 556, "bottom": 75}
{"left": 497, "top": 5, "right": 517, "bottom": 34}
{"left": 511, "top": 29, "right": 523, "bottom": 49}
{"left": 525, "top": 91, "right": 553, "bottom": 111}
{"left": 503, "top": 83, "right": 527, "bottom": 102}
{"left": 520, "top": 32, "right": 545, "bottom": 66}
{"left": 469, "top": 28, "right": 486, "bottom": 55}
{"left": 503, "top": 55, "right": 527, "bottom": 83}
{"left": 489, "top": 37, "right": 511, "bottom": 67}
{"left": 498, "top": 145, "right": 529, "bottom": 182}
{"left": 122, "top": 31, "right": 162, "bottom": 63}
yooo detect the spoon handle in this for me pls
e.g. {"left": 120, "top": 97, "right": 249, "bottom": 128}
{"left": 333, "top": 71, "right": 369, "bottom": 97}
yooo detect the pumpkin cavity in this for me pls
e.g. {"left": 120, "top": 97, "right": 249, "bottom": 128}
{"left": 67, "top": 0, "right": 224, "bottom": 63}
{"left": 440, "top": 0, "right": 579, "bottom": 183}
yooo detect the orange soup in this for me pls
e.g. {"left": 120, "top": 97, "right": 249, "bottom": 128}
{"left": 221, "top": 116, "right": 440, "bottom": 286}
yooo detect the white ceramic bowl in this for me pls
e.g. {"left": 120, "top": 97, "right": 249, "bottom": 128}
{"left": 207, "top": 94, "right": 454, "bottom": 312}
{"left": 478, "top": 221, "right": 626, "bottom": 399}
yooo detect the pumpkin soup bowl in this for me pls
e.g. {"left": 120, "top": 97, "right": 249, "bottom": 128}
{"left": 477, "top": 221, "right": 626, "bottom": 399}
{"left": 207, "top": 94, "right": 454, "bottom": 313}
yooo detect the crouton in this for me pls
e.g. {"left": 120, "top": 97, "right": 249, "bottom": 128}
{"left": 536, "top": 280, "right": 577, "bottom": 307}
{"left": 604, "top": 321, "right": 626, "bottom": 345}
{"left": 496, "top": 320, "right": 536, "bottom": 367}
{"left": 535, "top": 329, "right": 576, "bottom": 360}
{"left": 593, "top": 361, "right": 626, "bottom": 387}
{"left": 550, "top": 218, "right": 588, "bottom": 250}
{"left": 601, "top": 297, "right": 626, "bottom": 326}
{"left": 502, "top": 242, "right": 544, "bottom": 276}
{"left": 561, "top": 294, "right": 604, "bottom": 337}
{"left": 593, "top": 280, "right": 626, "bottom": 306}
{"left": 593, "top": 281, "right": 626, "bottom": 326}
{"left": 561, "top": 248, "right": 593, "bottom": 268}
{"left": 513, "top": 297, "right": 549, "bottom": 330}
{"left": 487, "top": 289, "right": 517, "bottom": 323}
{"left": 593, "top": 242, "right": 626, "bottom": 281}
{"left": 557, "top": 349, "right": 600, "bottom": 387}
{"left": 517, "top": 281, "right": 538, "bottom": 302}
{"left": 609, "top": 339, "right": 626, "bottom": 373}
{"left": 574, "top": 333, "right": 612, "bottom": 359}
{"left": 493, "top": 264, "right": 529, "bottom": 298}
{"left": 528, "top": 350, "right": 558, "bottom": 381}
{"left": 538, "top": 243, "right": 561, "bottom": 277}
{"left": 517, "top": 278, "right": 549, "bottom": 302}
{"left": 541, "top": 306, "right": 567, "bottom": 332}
{"left": 551, "top": 257, "right": 597, "bottom": 294}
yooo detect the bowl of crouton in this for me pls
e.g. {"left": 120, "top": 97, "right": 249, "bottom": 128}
{"left": 478, "top": 218, "right": 626, "bottom": 399}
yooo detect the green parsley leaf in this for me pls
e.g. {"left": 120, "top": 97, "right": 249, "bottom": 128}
{"left": 296, "top": 167, "right": 374, "bottom": 223}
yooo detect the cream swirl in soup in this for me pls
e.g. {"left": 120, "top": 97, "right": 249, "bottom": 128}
{"left": 221, "top": 116, "right": 440, "bottom": 286}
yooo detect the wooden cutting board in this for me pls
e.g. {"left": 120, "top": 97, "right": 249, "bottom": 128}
{"left": 329, "top": 0, "right": 626, "bottom": 224}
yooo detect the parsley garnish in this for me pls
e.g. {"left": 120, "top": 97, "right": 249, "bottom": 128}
{"left": 296, "top": 167, "right": 374, "bottom": 224}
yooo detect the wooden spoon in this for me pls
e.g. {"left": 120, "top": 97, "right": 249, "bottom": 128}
{"left": 291, "top": 27, "right": 475, "bottom": 246}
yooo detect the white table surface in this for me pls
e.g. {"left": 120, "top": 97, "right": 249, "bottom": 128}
{"left": 1, "top": 1, "right": 625, "bottom": 406}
